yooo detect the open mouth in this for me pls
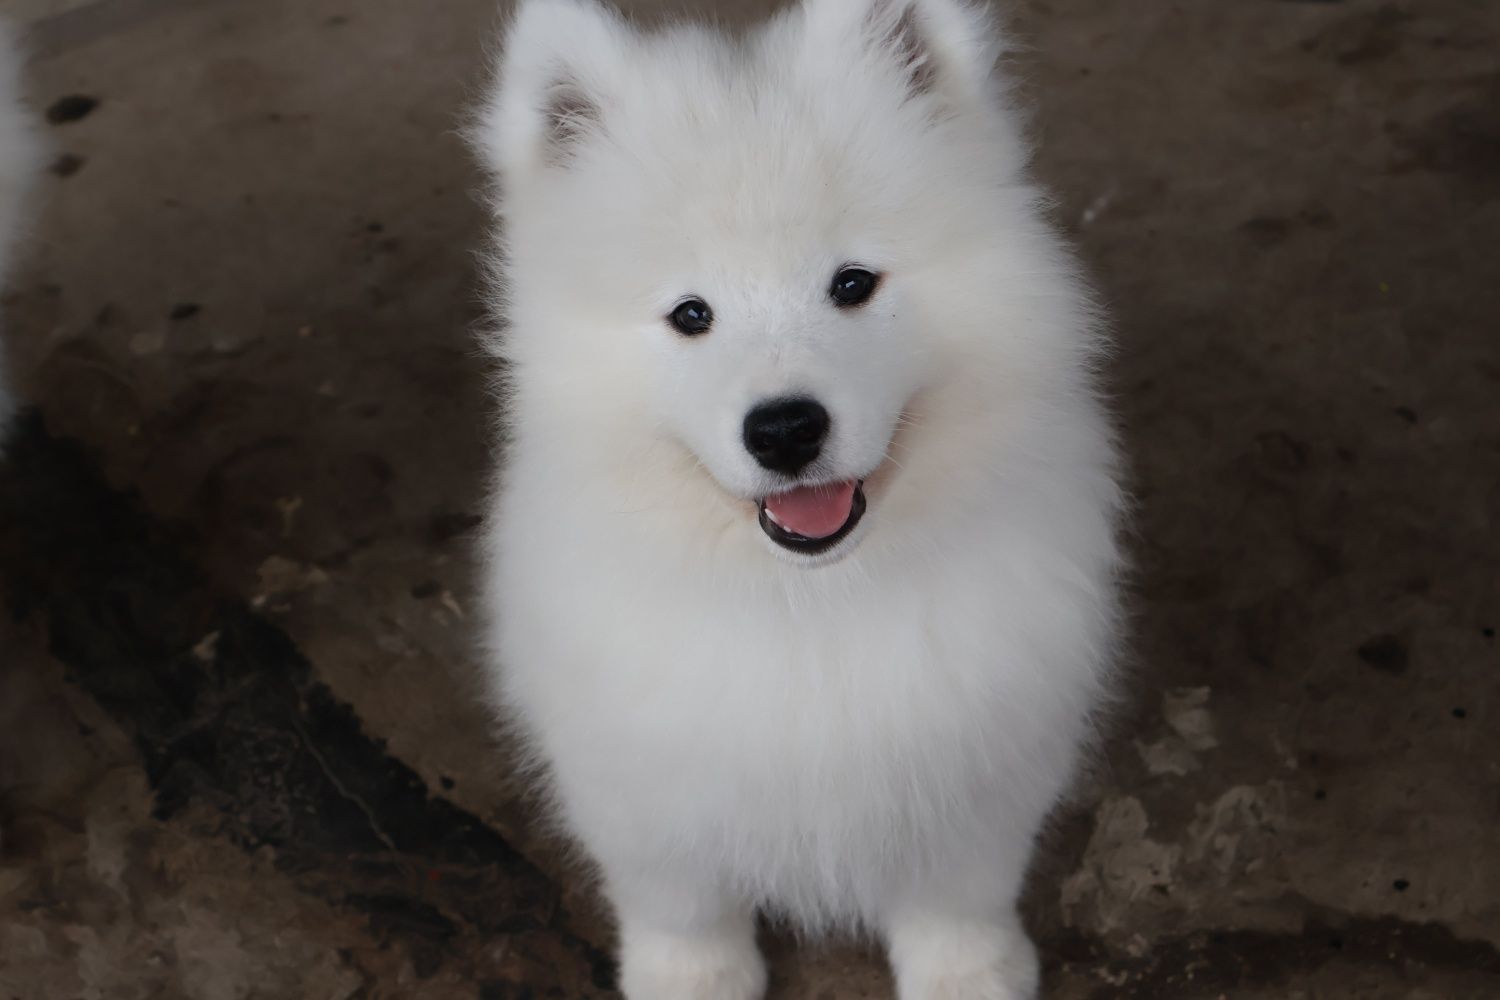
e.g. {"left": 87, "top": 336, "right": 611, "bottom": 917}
{"left": 757, "top": 479, "right": 867, "bottom": 556}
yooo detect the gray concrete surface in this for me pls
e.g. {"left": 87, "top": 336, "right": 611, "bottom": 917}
{"left": 1, "top": 0, "right": 1497, "bottom": 997}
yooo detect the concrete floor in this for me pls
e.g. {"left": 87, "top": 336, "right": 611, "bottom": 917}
{"left": 1, "top": 0, "right": 1497, "bottom": 997}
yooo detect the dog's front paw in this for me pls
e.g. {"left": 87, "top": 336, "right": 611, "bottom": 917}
{"left": 903, "top": 965, "right": 1038, "bottom": 1000}
{"left": 618, "top": 924, "right": 766, "bottom": 1000}
{"left": 888, "top": 914, "right": 1039, "bottom": 1000}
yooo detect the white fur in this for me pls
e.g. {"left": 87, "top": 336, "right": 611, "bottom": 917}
{"left": 0, "top": 21, "right": 42, "bottom": 429}
{"left": 473, "top": 2, "right": 1124, "bottom": 997}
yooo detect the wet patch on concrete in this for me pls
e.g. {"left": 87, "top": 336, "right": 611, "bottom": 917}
{"left": 0, "top": 414, "right": 618, "bottom": 996}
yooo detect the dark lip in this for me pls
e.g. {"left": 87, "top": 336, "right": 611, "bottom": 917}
{"left": 756, "top": 481, "right": 868, "bottom": 556}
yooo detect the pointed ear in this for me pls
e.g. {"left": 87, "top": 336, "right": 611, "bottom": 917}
{"left": 798, "top": 0, "right": 1002, "bottom": 113}
{"left": 472, "top": 0, "right": 630, "bottom": 183}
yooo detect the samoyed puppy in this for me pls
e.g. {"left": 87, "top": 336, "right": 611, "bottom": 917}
{"left": 0, "top": 22, "right": 41, "bottom": 429}
{"left": 471, "top": 1, "right": 1124, "bottom": 997}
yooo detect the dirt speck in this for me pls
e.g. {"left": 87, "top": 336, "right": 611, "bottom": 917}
{"left": 1239, "top": 217, "right": 1291, "bottom": 247}
{"left": 49, "top": 153, "right": 85, "bottom": 177}
{"left": 1357, "top": 635, "right": 1409, "bottom": 674}
{"left": 46, "top": 94, "right": 100, "bottom": 124}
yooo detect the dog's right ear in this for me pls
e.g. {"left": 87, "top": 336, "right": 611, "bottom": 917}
{"left": 472, "top": 0, "right": 628, "bottom": 183}
{"left": 797, "top": 0, "right": 1001, "bottom": 117}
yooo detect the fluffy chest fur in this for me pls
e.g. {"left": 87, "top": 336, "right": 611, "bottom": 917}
{"left": 484, "top": 444, "right": 1114, "bottom": 927}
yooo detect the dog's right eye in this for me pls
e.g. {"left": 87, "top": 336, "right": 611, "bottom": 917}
{"left": 668, "top": 298, "right": 713, "bottom": 337}
{"left": 829, "top": 267, "right": 880, "bottom": 309}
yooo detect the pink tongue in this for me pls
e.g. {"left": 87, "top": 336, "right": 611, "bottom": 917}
{"left": 764, "top": 481, "right": 857, "bottom": 539}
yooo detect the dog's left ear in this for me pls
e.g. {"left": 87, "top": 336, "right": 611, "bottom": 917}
{"left": 798, "top": 0, "right": 1001, "bottom": 113}
{"left": 472, "top": 0, "right": 631, "bottom": 186}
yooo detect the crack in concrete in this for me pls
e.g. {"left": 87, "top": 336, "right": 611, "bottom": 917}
{"left": 289, "top": 711, "right": 401, "bottom": 858}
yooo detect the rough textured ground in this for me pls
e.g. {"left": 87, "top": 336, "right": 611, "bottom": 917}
{"left": 1, "top": 0, "right": 1497, "bottom": 997}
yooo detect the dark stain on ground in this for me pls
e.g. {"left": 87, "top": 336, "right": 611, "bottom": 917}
{"left": 0, "top": 413, "right": 618, "bottom": 996}
{"left": 1356, "top": 634, "right": 1409, "bottom": 674}
{"left": 1254, "top": 430, "right": 1311, "bottom": 475}
{"left": 1393, "top": 77, "right": 1500, "bottom": 189}
{"left": 480, "top": 982, "right": 533, "bottom": 1000}
{"left": 49, "top": 153, "right": 85, "bottom": 178}
{"left": 169, "top": 302, "right": 202, "bottom": 321}
{"left": 429, "top": 510, "right": 484, "bottom": 545}
{"left": 1301, "top": 6, "right": 1413, "bottom": 65}
{"left": 1238, "top": 207, "right": 1336, "bottom": 248}
{"left": 1238, "top": 216, "right": 1292, "bottom": 248}
{"left": 44, "top": 93, "right": 99, "bottom": 124}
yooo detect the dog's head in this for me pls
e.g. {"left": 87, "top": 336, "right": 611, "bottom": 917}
{"left": 476, "top": 0, "right": 1060, "bottom": 565}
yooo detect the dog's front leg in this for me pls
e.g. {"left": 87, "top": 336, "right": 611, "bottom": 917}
{"left": 606, "top": 868, "right": 765, "bottom": 1000}
{"left": 881, "top": 845, "right": 1042, "bottom": 1000}
{"left": 885, "top": 908, "right": 1040, "bottom": 1000}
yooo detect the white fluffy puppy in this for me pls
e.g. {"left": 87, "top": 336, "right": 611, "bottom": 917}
{"left": 0, "top": 21, "right": 41, "bottom": 428}
{"left": 472, "top": 1, "right": 1124, "bottom": 997}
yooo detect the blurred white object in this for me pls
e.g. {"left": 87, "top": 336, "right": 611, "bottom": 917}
{"left": 0, "top": 20, "right": 42, "bottom": 431}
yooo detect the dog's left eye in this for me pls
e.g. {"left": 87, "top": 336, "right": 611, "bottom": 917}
{"left": 668, "top": 298, "right": 714, "bottom": 337}
{"left": 829, "top": 267, "right": 880, "bottom": 308}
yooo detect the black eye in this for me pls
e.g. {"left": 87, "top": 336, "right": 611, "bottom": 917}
{"left": 829, "top": 267, "right": 880, "bottom": 308}
{"left": 669, "top": 298, "right": 713, "bottom": 336}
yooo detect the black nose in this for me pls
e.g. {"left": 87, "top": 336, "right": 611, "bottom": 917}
{"left": 743, "top": 397, "right": 830, "bottom": 475}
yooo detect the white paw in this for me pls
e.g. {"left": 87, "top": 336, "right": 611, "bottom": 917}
{"left": 909, "top": 965, "right": 1038, "bottom": 1000}
{"left": 889, "top": 915, "right": 1039, "bottom": 1000}
{"left": 618, "top": 926, "right": 766, "bottom": 1000}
